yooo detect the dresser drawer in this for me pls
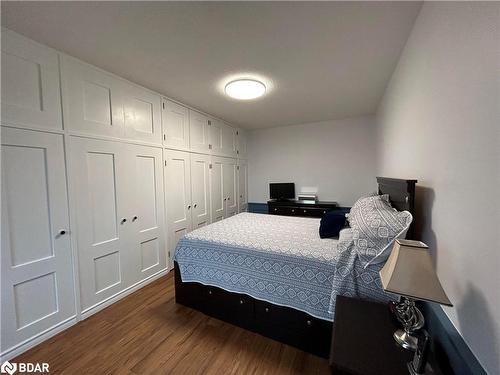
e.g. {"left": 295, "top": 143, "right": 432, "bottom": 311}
{"left": 269, "top": 205, "right": 335, "bottom": 218}
{"left": 269, "top": 206, "right": 296, "bottom": 216}
{"left": 297, "top": 207, "right": 330, "bottom": 217}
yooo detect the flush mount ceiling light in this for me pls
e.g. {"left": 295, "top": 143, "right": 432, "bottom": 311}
{"left": 225, "top": 79, "right": 266, "bottom": 100}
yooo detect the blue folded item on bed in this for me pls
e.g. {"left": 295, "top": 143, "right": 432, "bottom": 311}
{"left": 319, "top": 212, "right": 345, "bottom": 238}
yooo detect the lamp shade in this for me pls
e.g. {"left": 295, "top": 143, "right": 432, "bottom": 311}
{"left": 380, "top": 239, "right": 452, "bottom": 306}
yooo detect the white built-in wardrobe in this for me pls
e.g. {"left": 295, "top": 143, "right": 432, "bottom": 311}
{"left": 0, "top": 29, "right": 248, "bottom": 360}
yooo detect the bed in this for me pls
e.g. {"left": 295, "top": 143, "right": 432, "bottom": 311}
{"left": 174, "top": 177, "right": 417, "bottom": 357}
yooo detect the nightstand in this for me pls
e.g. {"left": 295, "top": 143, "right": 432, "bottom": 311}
{"left": 330, "top": 296, "right": 415, "bottom": 375}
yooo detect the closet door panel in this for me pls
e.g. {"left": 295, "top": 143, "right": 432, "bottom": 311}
{"left": 238, "top": 160, "right": 248, "bottom": 212}
{"left": 81, "top": 148, "right": 123, "bottom": 296}
{"left": 163, "top": 100, "right": 189, "bottom": 150}
{"left": 190, "top": 153, "right": 211, "bottom": 228}
{"left": 124, "top": 88, "right": 162, "bottom": 144}
{"left": 208, "top": 119, "right": 224, "bottom": 156}
{"left": 135, "top": 155, "right": 158, "bottom": 230}
{"left": 1, "top": 128, "right": 74, "bottom": 353}
{"left": 164, "top": 150, "right": 192, "bottom": 264}
{"left": 210, "top": 156, "right": 225, "bottom": 222}
{"left": 189, "top": 110, "right": 210, "bottom": 153}
{"left": 237, "top": 129, "right": 248, "bottom": 158}
{"left": 223, "top": 158, "right": 238, "bottom": 217}
{"left": 222, "top": 123, "right": 237, "bottom": 157}
{"left": 1, "top": 30, "right": 62, "bottom": 130}
{"left": 130, "top": 145, "right": 166, "bottom": 279}
{"left": 62, "top": 56, "right": 124, "bottom": 138}
{"left": 70, "top": 137, "right": 130, "bottom": 311}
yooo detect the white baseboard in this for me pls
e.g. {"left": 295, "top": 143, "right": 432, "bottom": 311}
{"left": 1, "top": 268, "right": 170, "bottom": 362}
{"left": 80, "top": 268, "right": 169, "bottom": 320}
{"left": 0, "top": 316, "right": 77, "bottom": 362}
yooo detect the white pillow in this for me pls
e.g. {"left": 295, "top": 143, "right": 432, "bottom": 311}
{"left": 346, "top": 194, "right": 389, "bottom": 226}
{"left": 348, "top": 195, "right": 412, "bottom": 268}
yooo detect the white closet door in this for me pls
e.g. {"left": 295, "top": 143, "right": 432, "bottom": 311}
{"left": 124, "top": 87, "right": 162, "bottom": 144}
{"left": 1, "top": 128, "right": 75, "bottom": 353}
{"left": 223, "top": 158, "right": 239, "bottom": 217}
{"left": 237, "top": 129, "right": 248, "bottom": 158}
{"left": 238, "top": 159, "right": 248, "bottom": 213}
{"left": 70, "top": 137, "right": 131, "bottom": 312}
{"left": 189, "top": 110, "right": 210, "bottom": 153}
{"left": 62, "top": 56, "right": 125, "bottom": 138}
{"left": 1, "top": 30, "right": 62, "bottom": 130}
{"left": 129, "top": 145, "right": 166, "bottom": 280}
{"left": 164, "top": 150, "right": 192, "bottom": 265}
{"left": 222, "top": 123, "right": 237, "bottom": 158}
{"left": 190, "top": 153, "right": 211, "bottom": 229}
{"left": 208, "top": 118, "right": 224, "bottom": 156}
{"left": 210, "top": 156, "right": 225, "bottom": 222}
{"left": 163, "top": 100, "right": 189, "bottom": 150}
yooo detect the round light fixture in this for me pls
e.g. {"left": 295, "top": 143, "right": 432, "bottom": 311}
{"left": 225, "top": 79, "right": 266, "bottom": 100}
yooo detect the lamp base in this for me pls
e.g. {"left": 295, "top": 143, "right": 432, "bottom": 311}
{"left": 390, "top": 297, "right": 424, "bottom": 351}
{"left": 394, "top": 329, "right": 418, "bottom": 351}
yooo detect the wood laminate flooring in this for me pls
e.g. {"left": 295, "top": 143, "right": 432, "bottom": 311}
{"left": 14, "top": 272, "right": 331, "bottom": 374}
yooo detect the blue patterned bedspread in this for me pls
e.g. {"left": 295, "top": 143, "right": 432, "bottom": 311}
{"left": 174, "top": 213, "right": 394, "bottom": 321}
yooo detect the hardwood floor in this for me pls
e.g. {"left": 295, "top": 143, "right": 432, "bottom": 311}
{"left": 14, "top": 272, "right": 331, "bottom": 374}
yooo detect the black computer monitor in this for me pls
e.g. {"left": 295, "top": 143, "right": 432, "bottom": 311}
{"left": 269, "top": 183, "right": 295, "bottom": 201}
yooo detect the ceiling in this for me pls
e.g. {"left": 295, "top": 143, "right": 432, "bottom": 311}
{"left": 1, "top": 2, "right": 422, "bottom": 129}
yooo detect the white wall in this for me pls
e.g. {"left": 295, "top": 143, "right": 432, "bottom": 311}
{"left": 247, "top": 116, "right": 377, "bottom": 205}
{"left": 376, "top": 3, "right": 499, "bottom": 374}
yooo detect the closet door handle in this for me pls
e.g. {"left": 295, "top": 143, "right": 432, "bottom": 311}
{"left": 227, "top": 197, "right": 230, "bottom": 201}
{"left": 121, "top": 218, "right": 127, "bottom": 224}
{"left": 58, "top": 230, "right": 67, "bottom": 236}
{"left": 194, "top": 204, "right": 197, "bottom": 208}
{"left": 187, "top": 205, "right": 191, "bottom": 209}
{"left": 132, "top": 216, "right": 138, "bottom": 222}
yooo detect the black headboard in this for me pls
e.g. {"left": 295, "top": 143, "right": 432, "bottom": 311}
{"left": 376, "top": 177, "right": 417, "bottom": 239}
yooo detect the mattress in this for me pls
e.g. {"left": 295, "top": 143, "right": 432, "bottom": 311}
{"left": 174, "top": 212, "right": 395, "bottom": 321}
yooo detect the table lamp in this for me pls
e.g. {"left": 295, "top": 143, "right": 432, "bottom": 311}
{"left": 379, "top": 239, "right": 452, "bottom": 351}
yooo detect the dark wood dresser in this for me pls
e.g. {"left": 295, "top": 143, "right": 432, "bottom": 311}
{"left": 267, "top": 199, "right": 339, "bottom": 218}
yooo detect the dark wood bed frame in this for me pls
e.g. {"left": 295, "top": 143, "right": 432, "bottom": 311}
{"left": 174, "top": 177, "right": 417, "bottom": 358}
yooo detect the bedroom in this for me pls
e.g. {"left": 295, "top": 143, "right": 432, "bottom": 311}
{"left": 0, "top": 1, "right": 498, "bottom": 374}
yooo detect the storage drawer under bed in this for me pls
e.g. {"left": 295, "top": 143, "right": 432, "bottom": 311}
{"left": 254, "top": 299, "right": 332, "bottom": 356}
{"left": 174, "top": 262, "right": 333, "bottom": 358}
